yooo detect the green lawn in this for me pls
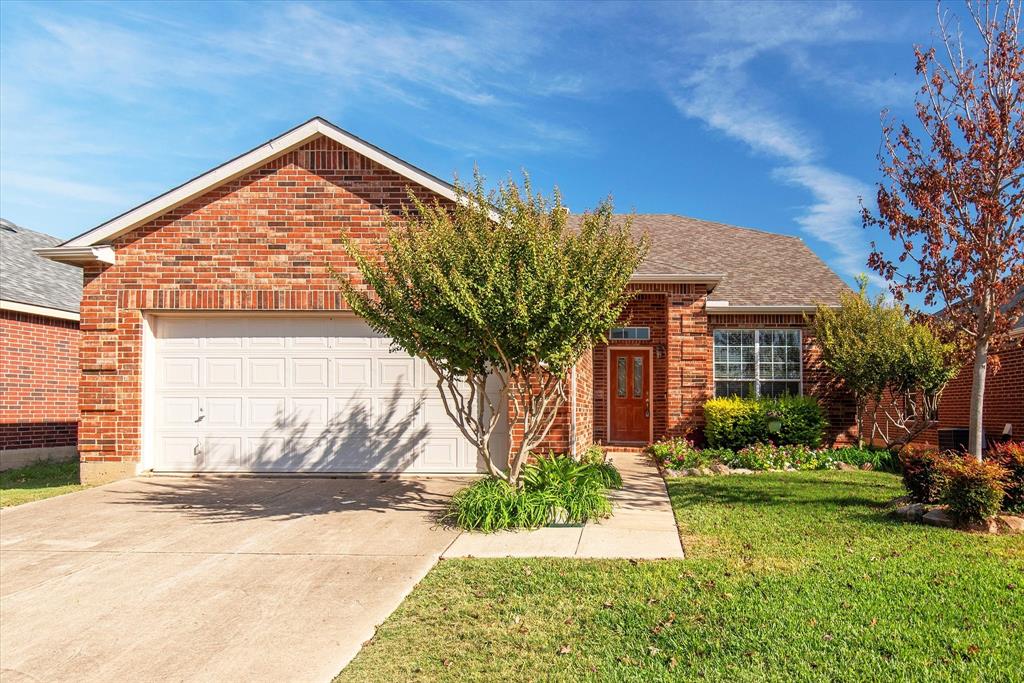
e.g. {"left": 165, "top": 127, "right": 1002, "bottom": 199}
{"left": 0, "top": 460, "right": 88, "bottom": 507}
{"left": 339, "top": 471, "right": 1024, "bottom": 682}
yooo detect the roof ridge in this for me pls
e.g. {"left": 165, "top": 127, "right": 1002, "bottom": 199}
{"left": 629, "top": 213, "right": 804, "bottom": 240}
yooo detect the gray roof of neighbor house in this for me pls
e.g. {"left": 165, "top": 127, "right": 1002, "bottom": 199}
{"left": 618, "top": 214, "right": 850, "bottom": 307}
{"left": 0, "top": 218, "right": 82, "bottom": 313}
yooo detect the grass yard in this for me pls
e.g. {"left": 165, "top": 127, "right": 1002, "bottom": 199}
{"left": 0, "top": 460, "right": 88, "bottom": 507}
{"left": 339, "top": 471, "right": 1024, "bottom": 682}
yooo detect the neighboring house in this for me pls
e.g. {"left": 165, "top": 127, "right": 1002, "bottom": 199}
{"left": 909, "top": 308, "right": 1023, "bottom": 451}
{"left": 1, "top": 219, "right": 82, "bottom": 470}
{"left": 38, "top": 117, "right": 855, "bottom": 484}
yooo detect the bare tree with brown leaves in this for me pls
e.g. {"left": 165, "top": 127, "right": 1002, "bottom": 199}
{"left": 864, "top": 0, "right": 1024, "bottom": 459}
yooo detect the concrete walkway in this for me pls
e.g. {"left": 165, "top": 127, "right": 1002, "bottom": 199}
{"left": 443, "top": 451, "right": 684, "bottom": 559}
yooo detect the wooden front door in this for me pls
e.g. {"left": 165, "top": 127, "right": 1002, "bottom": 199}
{"left": 609, "top": 349, "right": 650, "bottom": 443}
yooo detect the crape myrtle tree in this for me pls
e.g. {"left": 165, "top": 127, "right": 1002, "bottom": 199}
{"left": 811, "top": 277, "right": 957, "bottom": 449}
{"left": 864, "top": 0, "right": 1024, "bottom": 458}
{"left": 337, "top": 172, "right": 647, "bottom": 485}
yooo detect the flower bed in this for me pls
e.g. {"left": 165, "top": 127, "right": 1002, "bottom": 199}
{"left": 647, "top": 438, "right": 895, "bottom": 476}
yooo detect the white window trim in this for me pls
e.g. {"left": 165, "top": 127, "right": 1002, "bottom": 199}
{"left": 712, "top": 328, "right": 804, "bottom": 398}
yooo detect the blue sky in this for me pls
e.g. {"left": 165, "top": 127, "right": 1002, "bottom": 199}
{"left": 1, "top": 1, "right": 939, "bottom": 298}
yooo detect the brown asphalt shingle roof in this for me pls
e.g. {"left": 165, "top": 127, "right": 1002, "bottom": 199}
{"left": 601, "top": 214, "right": 850, "bottom": 307}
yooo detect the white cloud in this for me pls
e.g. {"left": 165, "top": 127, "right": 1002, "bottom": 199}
{"left": 657, "top": 0, "right": 887, "bottom": 282}
{"left": 1, "top": 169, "right": 135, "bottom": 207}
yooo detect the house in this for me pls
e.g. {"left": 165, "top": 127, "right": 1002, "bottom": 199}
{"left": 911, "top": 308, "right": 1023, "bottom": 451}
{"left": 38, "top": 117, "right": 855, "bottom": 484}
{"left": 1, "top": 219, "right": 82, "bottom": 470}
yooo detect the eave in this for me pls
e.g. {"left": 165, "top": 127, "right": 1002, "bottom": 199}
{"left": 0, "top": 299, "right": 80, "bottom": 321}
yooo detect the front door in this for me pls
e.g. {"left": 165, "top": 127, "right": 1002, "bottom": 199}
{"left": 609, "top": 349, "right": 650, "bottom": 443}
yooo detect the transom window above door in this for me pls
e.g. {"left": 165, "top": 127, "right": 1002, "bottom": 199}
{"left": 609, "top": 326, "right": 650, "bottom": 341}
{"left": 713, "top": 329, "right": 802, "bottom": 398}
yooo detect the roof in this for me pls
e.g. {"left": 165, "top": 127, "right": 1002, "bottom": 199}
{"left": 55, "top": 117, "right": 459, "bottom": 250}
{"left": 611, "top": 214, "right": 850, "bottom": 308}
{"left": 0, "top": 218, "right": 82, "bottom": 316}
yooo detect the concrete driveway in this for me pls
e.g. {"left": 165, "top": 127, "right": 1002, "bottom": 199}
{"left": 0, "top": 475, "right": 465, "bottom": 682}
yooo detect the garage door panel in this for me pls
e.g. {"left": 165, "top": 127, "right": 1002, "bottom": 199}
{"left": 291, "top": 397, "right": 330, "bottom": 428}
{"left": 204, "top": 437, "right": 242, "bottom": 469}
{"left": 206, "top": 397, "right": 243, "bottom": 427}
{"left": 292, "top": 358, "right": 329, "bottom": 387}
{"left": 162, "top": 357, "right": 199, "bottom": 387}
{"left": 159, "top": 437, "right": 201, "bottom": 469}
{"left": 160, "top": 397, "right": 200, "bottom": 427}
{"left": 249, "top": 397, "right": 286, "bottom": 428}
{"left": 248, "top": 358, "right": 286, "bottom": 387}
{"left": 206, "top": 357, "right": 243, "bottom": 387}
{"left": 378, "top": 358, "right": 416, "bottom": 387}
{"left": 151, "top": 316, "right": 505, "bottom": 473}
{"left": 336, "top": 358, "right": 372, "bottom": 387}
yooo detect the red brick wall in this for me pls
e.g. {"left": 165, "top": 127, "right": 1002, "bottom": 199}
{"left": 77, "top": 135, "right": 450, "bottom": 468}
{"left": 709, "top": 314, "right": 857, "bottom": 446}
{"left": 0, "top": 311, "right": 80, "bottom": 450}
{"left": 888, "top": 339, "right": 1023, "bottom": 448}
{"left": 592, "top": 300, "right": 856, "bottom": 446}
{"left": 573, "top": 350, "right": 594, "bottom": 452}
{"left": 594, "top": 283, "right": 713, "bottom": 443}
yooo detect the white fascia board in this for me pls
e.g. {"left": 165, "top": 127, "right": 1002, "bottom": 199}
{"left": 34, "top": 246, "right": 116, "bottom": 265}
{"left": 0, "top": 299, "right": 80, "bottom": 321}
{"left": 630, "top": 273, "right": 724, "bottom": 284}
{"left": 60, "top": 117, "right": 461, "bottom": 248}
{"left": 706, "top": 301, "right": 834, "bottom": 314}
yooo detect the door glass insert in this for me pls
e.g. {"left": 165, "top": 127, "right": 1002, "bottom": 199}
{"left": 616, "top": 356, "right": 627, "bottom": 397}
{"left": 632, "top": 356, "right": 643, "bottom": 397}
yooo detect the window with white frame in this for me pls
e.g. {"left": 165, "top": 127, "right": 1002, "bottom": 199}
{"left": 609, "top": 326, "right": 651, "bottom": 341}
{"left": 713, "top": 329, "right": 802, "bottom": 398}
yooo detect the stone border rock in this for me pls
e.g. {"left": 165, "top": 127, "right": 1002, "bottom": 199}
{"left": 893, "top": 502, "right": 1023, "bottom": 535}
{"left": 661, "top": 461, "right": 874, "bottom": 478}
{"left": 663, "top": 464, "right": 756, "bottom": 478}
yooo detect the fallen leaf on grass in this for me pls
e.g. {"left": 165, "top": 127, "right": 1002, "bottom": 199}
{"left": 602, "top": 600, "right": 614, "bottom": 609}
{"left": 558, "top": 645, "right": 571, "bottom": 655}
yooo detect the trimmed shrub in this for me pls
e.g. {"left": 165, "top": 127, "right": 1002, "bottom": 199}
{"left": 829, "top": 446, "right": 899, "bottom": 472}
{"left": 703, "top": 395, "right": 827, "bottom": 450}
{"left": 899, "top": 447, "right": 950, "bottom": 503}
{"left": 941, "top": 457, "right": 1007, "bottom": 524}
{"left": 989, "top": 441, "right": 1024, "bottom": 513}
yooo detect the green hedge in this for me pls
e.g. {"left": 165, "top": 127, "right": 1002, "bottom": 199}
{"left": 704, "top": 395, "right": 828, "bottom": 450}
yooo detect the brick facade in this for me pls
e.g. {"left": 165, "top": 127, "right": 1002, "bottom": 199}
{"left": 593, "top": 296, "right": 856, "bottom": 446}
{"left": 72, "top": 131, "right": 857, "bottom": 481}
{"left": 890, "top": 339, "right": 1023, "bottom": 448}
{"left": 0, "top": 311, "right": 80, "bottom": 451}
{"left": 76, "top": 135, "right": 448, "bottom": 480}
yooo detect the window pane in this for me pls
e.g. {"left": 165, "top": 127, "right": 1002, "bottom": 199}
{"left": 716, "top": 381, "right": 754, "bottom": 398}
{"left": 632, "top": 356, "right": 643, "bottom": 397}
{"left": 616, "top": 357, "right": 627, "bottom": 397}
{"left": 760, "top": 381, "right": 800, "bottom": 398}
{"left": 714, "top": 329, "right": 755, "bottom": 381}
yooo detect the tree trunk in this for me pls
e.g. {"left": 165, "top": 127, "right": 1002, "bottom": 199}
{"left": 967, "top": 336, "right": 990, "bottom": 461}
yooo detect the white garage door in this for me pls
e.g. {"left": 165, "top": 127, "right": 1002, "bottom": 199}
{"left": 149, "top": 316, "right": 506, "bottom": 473}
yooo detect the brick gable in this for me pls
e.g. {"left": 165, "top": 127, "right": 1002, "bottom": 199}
{"left": 77, "top": 135, "right": 453, "bottom": 480}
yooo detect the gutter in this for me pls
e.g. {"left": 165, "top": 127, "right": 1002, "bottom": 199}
{"left": 34, "top": 246, "right": 116, "bottom": 266}
{"left": 0, "top": 299, "right": 80, "bottom": 321}
{"left": 706, "top": 301, "right": 837, "bottom": 314}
